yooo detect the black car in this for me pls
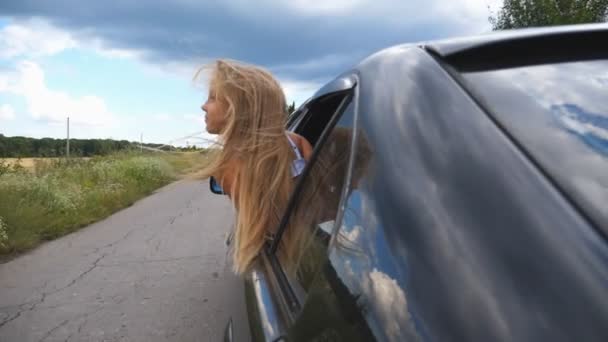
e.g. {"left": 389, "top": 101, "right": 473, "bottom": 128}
{"left": 220, "top": 23, "right": 608, "bottom": 341}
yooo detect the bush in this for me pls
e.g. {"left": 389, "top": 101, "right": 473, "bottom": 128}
{"left": 0, "top": 217, "right": 8, "bottom": 253}
{"left": 0, "top": 152, "right": 203, "bottom": 256}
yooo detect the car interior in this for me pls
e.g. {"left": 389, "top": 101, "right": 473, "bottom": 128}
{"left": 292, "top": 91, "right": 351, "bottom": 148}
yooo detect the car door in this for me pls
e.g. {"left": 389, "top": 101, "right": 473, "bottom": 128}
{"left": 244, "top": 77, "right": 358, "bottom": 341}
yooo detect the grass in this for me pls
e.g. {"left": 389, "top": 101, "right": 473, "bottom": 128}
{"left": 0, "top": 151, "right": 209, "bottom": 258}
{"left": 3, "top": 157, "right": 91, "bottom": 171}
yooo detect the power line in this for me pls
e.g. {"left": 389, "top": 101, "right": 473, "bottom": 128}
{"left": 155, "top": 131, "right": 219, "bottom": 150}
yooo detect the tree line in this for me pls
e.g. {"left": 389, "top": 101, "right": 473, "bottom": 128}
{"left": 2, "top": 100, "right": 296, "bottom": 158}
{"left": 490, "top": 0, "right": 607, "bottom": 30}
{"left": 0, "top": 134, "right": 193, "bottom": 158}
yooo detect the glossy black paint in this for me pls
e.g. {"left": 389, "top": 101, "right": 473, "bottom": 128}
{"left": 325, "top": 47, "right": 608, "bottom": 341}
{"left": 312, "top": 74, "right": 357, "bottom": 99}
{"left": 244, "top": 27, "right": 608, "bottom": 342}
{"left": 461, "top": 60, "right": 608, "bottom": 241}
{"left": 244, "top": 256, "right": 292, "bottom": 341}
{"left": 425, "top": 23, "right": 608, "bottom": 57}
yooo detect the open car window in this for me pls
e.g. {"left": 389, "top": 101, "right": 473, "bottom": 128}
{"left": 290, "top": 90, "right": 353, "bottom": 148}
{"left": 270, "top": 91, "right": 356, "bottom": 310}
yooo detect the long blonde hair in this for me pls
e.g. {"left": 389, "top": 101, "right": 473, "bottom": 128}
{"left": 196, "top": 59, "right": 298, "bottom": 274}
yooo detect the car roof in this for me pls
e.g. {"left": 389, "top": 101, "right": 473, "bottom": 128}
{"left": 306, "top": 23, "right": 608, "bottom": 104}
{"left": 423, "top": 22, "right": 608, "bottom": 57}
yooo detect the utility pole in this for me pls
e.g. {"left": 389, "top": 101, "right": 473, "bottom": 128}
{"left": 140, "top": 133, "right": 143, "bottom": 153}
{"left": 66, "top": 116, "right": 70, "bottom": 159}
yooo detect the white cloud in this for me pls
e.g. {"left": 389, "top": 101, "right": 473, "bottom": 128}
{"left": 276, "top": 53, "right": 355, "bottom": 72}
{"left": 153, "top": 113, "right": 171, "bottom": 121}
{"left": 337, "top": 224, "right": 362, "bottom": 245}
{"left": 286, "top": 0, "right": 366, "bottom": 15}
{"left": 88, "top": 38, "right": 143, "bottom": 60}
{"left": 0, "top": 19, "right": 77, "bottom": 59}
{"left": 277, "top": 0, "right": 499, "bottom": 33}
{"left": 253, "top": 0, "right": 499, "bottom": 26}
{"left": 280, "top": 79, "right": 323, "bottom": 106}
{"left": 558, "top": 115, "right": 608, "bottom": 141}
{"left": 0, "top": 104, "right": 16, "bottom": 121}
{"left": 0, "top": 61, "right": 117, "bottom": 127}
{"left": 0, "top": 18, "right": 143, "bottom": 62}
{"left": 434, "top": 0, "right": 503, "bottom": 32}
{"left": 0, "top": 73, "right": 9, "bottom": 92}
{"left": 363, "top": 269, "right": 420, "bottom": 342}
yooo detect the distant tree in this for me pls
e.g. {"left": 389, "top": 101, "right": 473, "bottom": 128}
{"left": 0, "top": 134, "right": 199, "bottom": 157}
{"left": 490, "top": 0, "right": 608, "bottom": 30}
{"left": 286, "top": 101, "right": 296, "bottom": 114}
{"left": 0, "top": 139, "right": 6, "bottom": 157}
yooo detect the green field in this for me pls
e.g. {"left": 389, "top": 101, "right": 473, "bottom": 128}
{"left": 0, "top": 152, "right": 208, "bottom": 258}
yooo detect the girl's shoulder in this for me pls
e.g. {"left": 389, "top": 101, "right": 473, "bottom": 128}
{"left": 286, "top": 132, "right": 313, "bottom": 161}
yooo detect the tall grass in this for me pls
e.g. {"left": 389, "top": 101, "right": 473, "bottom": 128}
{"left": 0, "top": 152, "right": 207, "bottom": 257}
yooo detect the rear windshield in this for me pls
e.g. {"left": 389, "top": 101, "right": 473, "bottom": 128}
{"left": 463, "top": 60, "right": 608, "bottom": 236}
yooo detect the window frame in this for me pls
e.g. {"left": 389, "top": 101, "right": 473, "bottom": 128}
{"left": 262, "top": 85, "right": 357, "bottom": 318}
{"left": 286, "top": 106, "right": 308, "bottom": 130}
{"left": 269, "top": 89, "right": 355, "bottom": 253}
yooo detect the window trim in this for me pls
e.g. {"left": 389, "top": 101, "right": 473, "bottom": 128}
{"left": 262, "top": 86, "right": 356, "bottom": 318}
{"left": 328, "top": 79, "right": 361, "bottom": 250}
{"left": 269, "top": 88, "right": 355, "bottom": 254}
{"left": 286, "top": 103, "right": 309, "bottom": 129}
{"left": 427, "top": 28, "right": 608, "bottom": 72}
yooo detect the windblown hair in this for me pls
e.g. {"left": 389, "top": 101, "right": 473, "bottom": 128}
{"left": 195, "top": 59, "right": 299, "bottom": 274}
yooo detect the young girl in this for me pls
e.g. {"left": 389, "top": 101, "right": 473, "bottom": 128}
{"left": 196, "top": 59, "right": 312, "bottom": 274}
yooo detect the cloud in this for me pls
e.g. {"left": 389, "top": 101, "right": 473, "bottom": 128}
{"left": 87, "top": 38, "right": 143, "bottom": 60}
{"left": 0, "top": 18, "right": 143, "bottom": 63}
{"left": 555, "top": 108, "right": 608, "bottom": 140}
{"left": 282, "top": 0, "right": 366, "bottom": 16}
{"left": 153, "top": 113, "right": 171, "bottom": 121}
{"left": 0, "top": 61, "right": 118, "bottom": 126}
{"left": 0, "top": 19, "right": 76, "bottom": 58}
{"left": 470, "top": 61, "right": 608, "bottom": 221}
{"left": 0, "top": 0, "right": 495, "bottom": 81}
{"left": 280, "top": 79, "right": 323, "bottom": 105}
{"left": 343, "top": 225, "right": 362, "bottom": 243}
{"left": 0, "top": 104, "right": 16, "bottom": 120}
{"left": 363, "top": 268, "right": 420, "bottom": 342}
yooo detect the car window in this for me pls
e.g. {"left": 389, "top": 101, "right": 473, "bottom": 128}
{"left": 273, "top": 97, "right": 356, "bottom": 299}
{"left": 284, "top": 119, "right": 377, "bottom": 340}
{"left": 286, "top": 106, "right": 306, "bottom": 129}
{"left": 291, "top": 91, "right": 351, "bottom": 148}
{"left": 462, "top": 59, "right": 608, "bottom": 236}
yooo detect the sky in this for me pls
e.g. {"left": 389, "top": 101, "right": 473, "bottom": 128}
{"left": 0, "top": 0, "right": 501, "bottom": 146}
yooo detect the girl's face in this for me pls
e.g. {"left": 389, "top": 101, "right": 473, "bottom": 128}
{"left": 201, "top": 87, "right": 227, "bottom": 134}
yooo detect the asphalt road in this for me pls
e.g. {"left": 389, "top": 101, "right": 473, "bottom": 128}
{"left": 0, "top": 180, "right": 250, "bottom": 342}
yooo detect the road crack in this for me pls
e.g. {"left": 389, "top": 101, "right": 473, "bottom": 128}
{"left": 11, "top": 253, "right": 108, "bottom": 319}
{"left": 39, "top": 319, "right": 68, "bottom": 342}
{"left": 85, "top": 225, "right": 144, "bottom": 257}
{"left": 53, "top": 253, "right": 107, "bottom": 296}
{"left": 0, "top": 311, "right": 21, "bottom": 329}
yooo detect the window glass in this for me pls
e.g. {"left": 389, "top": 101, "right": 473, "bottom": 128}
{"left": 293, "top": 92, "right": 351, "bottom": 147}
{"left": 463, "top": 60, "right": 608, "bottom": 234}
{"left": 275, "top": 100, "right": 356, "bottom": 294}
